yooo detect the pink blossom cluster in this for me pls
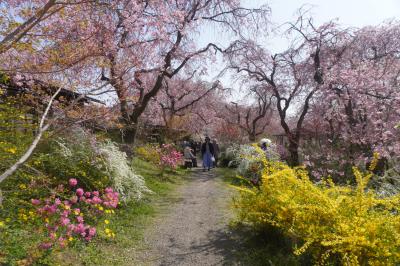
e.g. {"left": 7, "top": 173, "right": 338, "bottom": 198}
{"left": 31, "top": 178, "right": 119, "bottom": 250}
{"left": 157, "top": 144, "right": 183, "bottom": 169}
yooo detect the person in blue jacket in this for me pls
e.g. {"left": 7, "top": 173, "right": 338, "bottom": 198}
{"left": 201, "top": 136, "right": 215, "bottom": 171}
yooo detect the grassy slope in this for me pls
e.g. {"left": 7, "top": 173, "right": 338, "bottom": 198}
{"left": 47, "top": 158, "right": 189, "bottom": 266}
{"left": 216, "top": 167, "right": 310, "bottom": 266}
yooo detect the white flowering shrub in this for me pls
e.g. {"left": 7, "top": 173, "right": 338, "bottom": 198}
{"left": 42, "top": 126, "right": 151, "bottom": 202}
{"left": 35, "top": 127, "right": 111, "bottom": 191}
{"left": 99, "top": 141, "right": 152, "bottom": 202}
{"left": 370, "top": 157, "right": 400, "bottom": 197}
{"left": 225, "top": 143, "right": 280, "bottom": 185}
{"left": 264, "top": 143, "right": 281, "bottom": 161}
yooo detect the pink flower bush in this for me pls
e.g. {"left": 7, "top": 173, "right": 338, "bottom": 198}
{"left": 32, "top": 180, "right": 119, "bottom": 250}
{"left": 60, "top": 217, "right": 70, "bottom": 226}
{"left": 31, "top": 199, "right": 41, "bottom": 205}
{"left": 157, "top": 144, "right": 183, "bottom": 170}
{"left": 76, "top": 188, "right": 84, "bottom": 197}
{"left": 68, "top": 178, "right": 78, "bottom": 187}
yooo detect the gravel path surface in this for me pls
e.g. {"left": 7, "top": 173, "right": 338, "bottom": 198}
{"left": 137, "top": 168, "right": 239, "bottom": 266}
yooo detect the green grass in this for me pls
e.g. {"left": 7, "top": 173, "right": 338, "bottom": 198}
{"left": 46, "top": 158, "right": 189, "bottom": 266}
{"left": 216, "top": 167, "right": 240, "bottom": 185}
{"left": 225, "top": 223, "right": 312, "bottom": 266}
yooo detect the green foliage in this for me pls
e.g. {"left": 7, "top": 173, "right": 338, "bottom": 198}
{"left": 0, "top": 98, "right": 35, "bottom": 173}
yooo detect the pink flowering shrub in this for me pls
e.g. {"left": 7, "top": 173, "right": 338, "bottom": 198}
{"left": 136, "top": 143, "right": 183, "bottom": 172}
{"left": 157, "top": 144, "right": 183, "bottom": 170}
{"left": 31, "top": 178, "right": 119, "bottom": 250}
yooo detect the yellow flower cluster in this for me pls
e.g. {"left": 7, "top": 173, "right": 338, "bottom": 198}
{"left": 104, "top": 228, "right": 115, "bottom": 238}
{"left": 5, "top": 147, "right": 17, "bottom": 154}
{"left": 17, "top": 208, "right": 36, "bottom": 222}
{"left": 135, "top": 144, "right": 161, "bottom": 165}
{"left": 234, "top": 151, "right": 400, "bottom": 265}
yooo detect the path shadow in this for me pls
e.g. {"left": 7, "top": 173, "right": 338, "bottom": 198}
{"left": 151, "top": 224, "right": 288, "bottom": 266}
{"left": 186, "top": 167, "right": 219, "bottom": 182}
{"left": 151, "top": 227, "right": 239, "bottom": 266}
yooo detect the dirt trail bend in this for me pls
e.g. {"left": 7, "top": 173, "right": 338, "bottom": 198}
{"left": 138, "top": 168, "right": 238, "bottom": 266}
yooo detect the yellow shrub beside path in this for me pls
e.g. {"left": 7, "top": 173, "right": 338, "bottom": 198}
{"left": 234, "top": 151, "right": 400, "bottom": 265}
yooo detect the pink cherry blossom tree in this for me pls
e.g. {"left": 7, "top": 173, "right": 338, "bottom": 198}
{"left": 224, "top": 14, "right": 349, "bottom": 166}
{"left": 303, "top": 21, "right": 400, "bottom": 179}
{"left": 77, "top": 0, "right": 270, "bottom": 143}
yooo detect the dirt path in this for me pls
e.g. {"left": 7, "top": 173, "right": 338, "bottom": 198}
{"left": 137, "top": 168, "right": 239, "bottom": 266}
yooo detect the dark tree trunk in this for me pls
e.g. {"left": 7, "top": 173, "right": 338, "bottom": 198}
{"left": 122, "top": 126, "right": 137, "bottom": 144}
{"left": 288, "top": 140, "right": 299, "bottom": 167}
{"left": 120, "top": 100, "right": 130, "bottom": 124}
{"left": 121, "top": 115, "right": 139, "bottom": 144}
{"left": 249, "top": 133, "right": 256, "bottom": 142}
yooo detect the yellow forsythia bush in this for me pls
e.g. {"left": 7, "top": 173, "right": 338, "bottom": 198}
{"left": 135, "top": 144, "right": 160, "bottom": 165}
{"left": 234, "top": 152, "right": 400, "bottom": 265}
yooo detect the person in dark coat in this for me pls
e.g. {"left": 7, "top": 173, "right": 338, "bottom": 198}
{"left": 189, "top": 140, "right": 198, "bottom": 167}
{"left": 189, "top": 140, "right": 197, "bottom": 156}
{"left": 201, "top": 136, "right": 215, "bottom": 171}
{"left": 212, "top": 139, "right": 220, "bottom": 167}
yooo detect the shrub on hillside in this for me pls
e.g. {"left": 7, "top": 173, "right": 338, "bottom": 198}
{"left": 99, "top": 141, "right": 151, "bottom": 202}
{"left": 135, "top": 144, "right": 160, "bottom": 165}
{"left": 31, "top": 179, "right": 119, "bottom": 250}
{"left": 135, "top": 143, "right": 183, "bottom": 175}
{"left": 158, "top": 144, "right": 183, "bottom": 171}
{"left": 34, "top": 127, "right": 150, "bottom": 202}
{"left": 234, "top": 151, "right": 400, "bottom": 265}
{"left": 34, "top": 127, "right": 110, "bottom": 191}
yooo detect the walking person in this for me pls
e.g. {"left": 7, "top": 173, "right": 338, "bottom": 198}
{"left": 189, "top": 140, "right": 198, "bottom": 167}
{"left": 201, "top": 136, "right": 215, "bottom": 171}
{"left": 260, "top": 138, "right": 272, "bottom": 152}
{"left": 212, "top": 139, "right": 220, "bottom": 167}
{"left": 183, "top": 142, "right": 195, "bottom": 168}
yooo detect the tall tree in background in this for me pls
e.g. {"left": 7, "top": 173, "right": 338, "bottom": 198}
{"left": 153, "top": 76, "right": 221, "bottom": 136}
{"left": 223, "top": 85, "right": 274, "bottom": 142}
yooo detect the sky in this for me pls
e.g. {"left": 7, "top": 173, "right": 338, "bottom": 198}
{"left": 199, "top": 0, "right": 400, "bottom": 99}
